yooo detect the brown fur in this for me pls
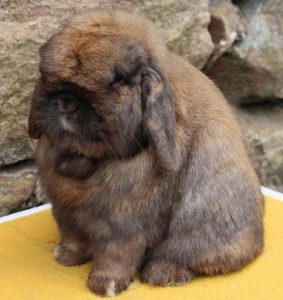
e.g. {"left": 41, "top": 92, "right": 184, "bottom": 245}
{"left": 28, "top": 10, "right": 264, "bottom": 296}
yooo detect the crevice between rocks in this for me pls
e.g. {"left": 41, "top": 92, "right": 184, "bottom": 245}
{"left": 0, "top": 158, "right": 48, "bottom": 217}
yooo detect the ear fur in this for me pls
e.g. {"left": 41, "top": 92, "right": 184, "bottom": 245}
{"left": 28, "top": 79, "right": 43, "bottom": 139}
{"left": 142, "top": 66, "right": 178, "bottom": 172}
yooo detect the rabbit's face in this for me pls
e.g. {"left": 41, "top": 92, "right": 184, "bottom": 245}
{"left": 28, "top": 20, "right": 178, "bottom": 172}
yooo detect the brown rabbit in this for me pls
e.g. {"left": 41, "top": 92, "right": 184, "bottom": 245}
{"left": 28, "top": 10, "right": 264, "bottom": 297}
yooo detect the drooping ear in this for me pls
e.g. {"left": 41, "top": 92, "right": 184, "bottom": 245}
{"left": 28, "top": 79, "right": 43, "bottom": 139}
{"left": 141, "top": 66, "right": 178, "bottom": 172}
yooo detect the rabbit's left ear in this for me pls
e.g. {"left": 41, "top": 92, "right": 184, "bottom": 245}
{"left": 28, "top": 79, "right": 43, "bottom": 139}
{"left": 141, "top": 66, "right": 178, "bottom": 172}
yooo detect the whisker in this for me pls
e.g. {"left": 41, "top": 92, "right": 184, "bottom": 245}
{"left": 103, "top": 133, "right": 119, "bottom": 162}
{"left": 133, "top": 135, "right": 143, "bottom": 152}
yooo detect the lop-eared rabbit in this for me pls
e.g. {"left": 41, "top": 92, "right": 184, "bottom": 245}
{"left": 28, "top": 10, "right": 264, "bottom": 297}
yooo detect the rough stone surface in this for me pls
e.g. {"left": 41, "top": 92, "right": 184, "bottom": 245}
{"left": 0, "top": 162, "right": 37, "bottom": 216}
{"left": 234, "top": 102, "right": 283, "bottom": 193}
{"left": 34, "top": 178, "right": 49, "bottom": 204}
{"left": 0, "top": 17, "right": 59, "bottom": 165}
{"left": 159, "top": 0, "right": 214, "bottom": 68}
{"left": 207, "top": 0, "right": 283, "bottom": 103}
{"left": 0, "top": 0, "right": 213, "bottom": 166}
{"left": 207, "top": 0, "right": 246, "bottom": 66}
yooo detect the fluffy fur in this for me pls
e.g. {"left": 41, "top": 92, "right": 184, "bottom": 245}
{"left": 28, "top": 10, "right": 264, "bottom": 296}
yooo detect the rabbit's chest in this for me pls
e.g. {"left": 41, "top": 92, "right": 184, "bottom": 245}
{"left": 76, "top": 178, "right": 172, "bottom": 244}
{"left": 60, "top": 166, "right": 173, "bottom": 241}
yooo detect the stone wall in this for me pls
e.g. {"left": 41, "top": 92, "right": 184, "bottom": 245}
{"left": 0, "top": 0, "right": 282, "bottom": 215}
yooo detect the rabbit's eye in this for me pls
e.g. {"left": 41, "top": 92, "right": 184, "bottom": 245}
{"left": 112, "top": 70, "right": 133, "bottom": 86}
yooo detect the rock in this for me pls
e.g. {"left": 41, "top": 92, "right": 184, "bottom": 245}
{"left": 0, "top": 0, "right": 214, "bottom": 166}
{"left": 0, "top": 17, "right": 59, "bottom": 165}
{"left": 0, "top": 161, "right": 38, "bottom": 216}
{"left": 153, "top": 0, "right": 214, "bottom": 68}
{"left": 206, "top": 0, "right": 283, "bottom": 103}
{"left": 207, "top": 0, "right": 246, "bottom": 66}
{"left": 34, "top": 178, "right": 49, "bottom": 204}
{"left": 234, "top": 102, "right": 283, "bottom": 192}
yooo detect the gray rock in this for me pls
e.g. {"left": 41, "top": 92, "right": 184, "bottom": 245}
{"left": 0, "top": 0, "right": 214, "bottom": 166}
{"left": 157, "top": 0, "right": 214, "bottom": 68}
{"left": 0, "top": 161, "right": 37, "bottom": 216}
{"left": 0, "top": 17, "right": 59, "bottom": 165}
{"left": 234, "top": 103, "right": 283, "bottom": 192}
{"left": 208, "top": 0, "right": 246, "bottom": 66}
{"left": 206, "top": 0, "right": 283, "bottom": 103}
{"left": 34, "top": 177, "right": 49, "bottom": 204}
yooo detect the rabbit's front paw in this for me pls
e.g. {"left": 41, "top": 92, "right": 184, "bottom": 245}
{"left": 53, "top": 243, "right": 89, "bottom": 266}
{"left": 141, "top": 260, "right": 194, "bottom": 286}
{"left": 87, "top": 273, "right": 135, "bottom": 297}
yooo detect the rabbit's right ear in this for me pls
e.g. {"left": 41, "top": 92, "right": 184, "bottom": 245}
{"left": 141, "top": 66, "right": 178, "bottom": 173}
{"left": 28, "top": 79, "right": 44, "bottom": 139}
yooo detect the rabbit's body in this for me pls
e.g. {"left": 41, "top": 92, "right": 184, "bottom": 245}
{"left": 29, "top": 11, "right": 264, "bottom": 296}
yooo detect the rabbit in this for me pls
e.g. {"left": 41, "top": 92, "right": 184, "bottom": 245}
{"left": 28, "top": 10, "right": 264, "bottom": 297}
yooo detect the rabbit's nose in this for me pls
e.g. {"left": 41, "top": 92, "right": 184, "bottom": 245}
{"left": 58, "top": 98, "right": 80, "bottom": 114}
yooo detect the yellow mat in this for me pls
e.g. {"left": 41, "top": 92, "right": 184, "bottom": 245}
{"left": 0, "top": 195, "right": 283, "bottom": 300}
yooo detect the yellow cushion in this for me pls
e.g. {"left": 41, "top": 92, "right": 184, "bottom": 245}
{"left": 1, "top": 195, "right": 283, "bottom": 300}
